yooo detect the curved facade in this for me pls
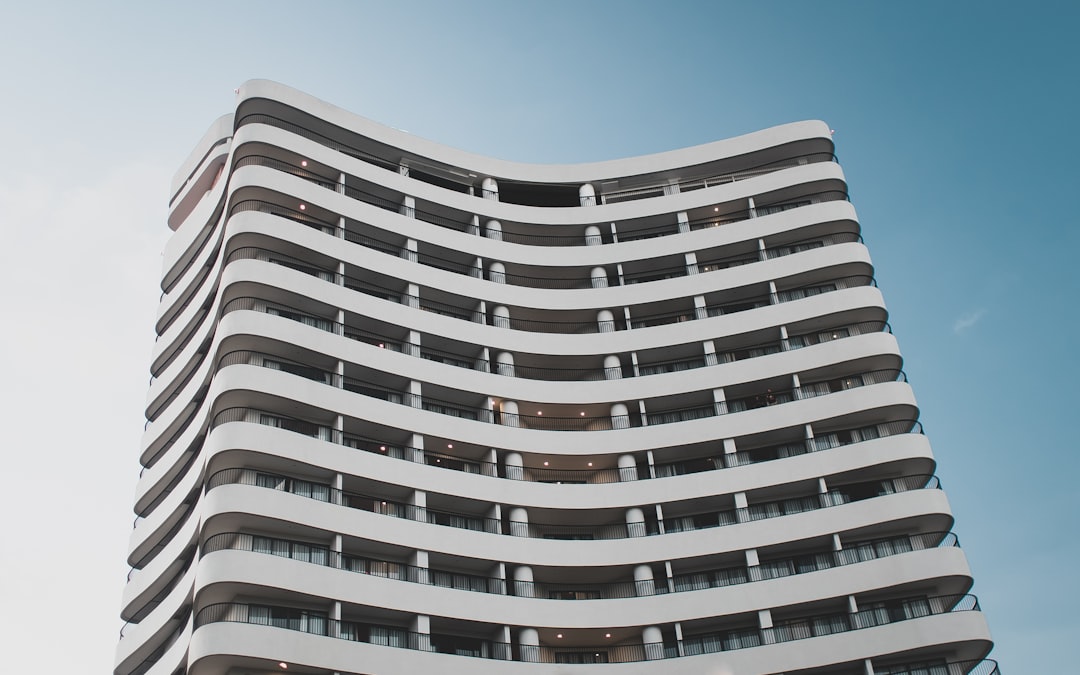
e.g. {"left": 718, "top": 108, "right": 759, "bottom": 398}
{"left": 116, "top": 80, "right": 997, "bottom": 675}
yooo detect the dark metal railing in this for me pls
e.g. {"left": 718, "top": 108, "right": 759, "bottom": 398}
{"left": 204, "top": 465, "right": 939, "bottom": 541}
{"left": 194, "top": 592, "right": 978, "bottom": 662}
{"left": 203, "top": 530, "right": 956, "bottom": 601}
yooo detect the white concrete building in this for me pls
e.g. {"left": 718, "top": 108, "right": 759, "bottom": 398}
{"left": 117, "top": 80, "right": 997, "bottom": 675}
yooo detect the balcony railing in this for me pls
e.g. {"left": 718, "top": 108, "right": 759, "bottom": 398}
{"left": 236, "top": 112, "right": 839, "bottom": 216}
{"left": 205, "top": 466, "right": 939, "bottom": 541}
{"left": 203, "top": 530, "right": 957, "bottom": 601}
{"left": 194, "top": 593, "right": 979, "bottom": 663}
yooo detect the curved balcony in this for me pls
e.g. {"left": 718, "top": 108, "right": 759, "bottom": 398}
{"left": 233, "top": 116, "right": 836, "bottom": 210}
{"left": 193, "top": 593, "right": 980, "bottom": 664}
{"left": 202, "top": 530, "right": 958, "bottom": 600}
{"left": 205, "top": 467, "right": 940, "bottom": 541}
{"left": 209, "top": 396, "right": 919, "bottom": 484}
{"left": 209, "top": 339, "right": 905, "bottom": 432}
{"left": 867, "top": 660, "right": 1000, "bottom": 675}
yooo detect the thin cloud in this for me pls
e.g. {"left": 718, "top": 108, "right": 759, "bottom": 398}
{"left": 953, "top": 309, "right": 987, "bottom": 334}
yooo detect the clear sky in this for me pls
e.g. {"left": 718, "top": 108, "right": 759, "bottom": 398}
{"left": 0, "top": 1, "right": 1075, "bottom": 672}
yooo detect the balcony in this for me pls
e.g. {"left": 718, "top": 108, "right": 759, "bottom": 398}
{"left": 205, "top": 466, "right": 940, "bottom": 542}
{"left": 193, "top": 593, "right": 981, "bottom": 663}
{"left": 202, "top": 530, "right": 959, "bottom": 601}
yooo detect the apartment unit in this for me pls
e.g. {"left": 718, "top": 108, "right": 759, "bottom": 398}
{"left": 116, "top": 80, "right": 997, "bottom": 675}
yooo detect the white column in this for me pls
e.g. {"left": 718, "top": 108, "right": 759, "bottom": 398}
{"left": 508, "top": 506, "right": 529, "bottom": 537}
{"left": 684, "top": 252, "right": 699, "bottom": 276}
{"left": 642, "top": 625, "right": 664, "bottom": 660}
{"left": 634, "top": 564, "right": 655, "bottom": 596}
{"left": 492, "top": 305, "right": 510, "bottom": 328}
{"left": 500, "top": 400, "right": 519, "bottom": 427}
{"left": 400, "top": 195, "right": 415, "bottom": 218}
{"left": 405, "top": 238, "right": 418, "bottom": 263}
{"left": 618, "top": 454, "right": 638, "bottom": 481}
{"left": 504, "top": 451, "right": 524, "bottom": 481}
{"left": 597, "top": 309, "right": 615, "bottom": 333}
{"left": 488, "top": 261, "right": 506, "bottom": 283}
{"left": 518, "top": 627, "right": 539, "bottom": 662}
{"left": 485, "top": 219, "right": 503, "bottom": 240}
{"left": 481, "top": 177, "right": 499, "bottom": 200}
{"left": 625, "top": 506, "right": 646, "bottom": 537}
{"left": 512, "top": 565, "right": 534, "bottom": 598}
{"left": 579, "top": 183, "right": 596, "bottom": 206}
{"left": 590, "top": 266, "right": 608, "bottom": 288}
{"left": 496, "top": 351, "right": 516, "bottom": 377}
{"left": 584, "top": 224, "right": 602, "bottom": 246}
{"left": 610, "top": 402, "right": 630, "bottom": 429}
{"left": 735, "top": 491, "right": 749, "bottom": 523}
{"left": 604, "top": 355, "right": 622, "bottom": 379}
{"left": 676, "top": 211, "right": 690, "bottom": 233}
{"left": 409, "top": 432, "right": 425, "bottom": 465}
{"left": 758, "top": 609, "right": 774, "bottom": 644}
{"left": 410, "top": 614, "right": 431, "bottom": 651}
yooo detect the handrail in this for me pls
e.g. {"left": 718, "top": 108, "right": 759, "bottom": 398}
{"left": 236, "top": 112, "right": 839, "bottom": 212}
{"left": 209, "top": 393, "right": 920, "bottom": 484}
{"left": 202, "top": 530, "right": 957, "bottom": 600}
{"left": 205, "top": 465, "right": 939, "bottom": 540}
{"left": 218, "top": 247, "right": 876, "bottom": 334}
{"left": 194, "top": 592, "right": 979, "bottom": 662}
{"left": 864, "top": 659, "right": 1000, "bottom": 675}
{"left": 211, "top": 332, "right": 905, "bottom": 431}
{"left": 232, "top": 148, "right": 849, "bottom": 248}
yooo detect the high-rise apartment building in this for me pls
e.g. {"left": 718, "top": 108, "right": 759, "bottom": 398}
{"left": 117, "top": 80, "right": 997, "bottom": 675}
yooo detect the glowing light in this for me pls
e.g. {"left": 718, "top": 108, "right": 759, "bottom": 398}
{"left": 537, "top": 411, "right": 542, "bottom": 415}
{"left": 605, "top": 633, "right": 611, "bottom": 638}
{"left": 278, "top": 664, "right": 288, "bottom": 670}
{"left": 543, "top": 461, "right": 549, "bottom": 466}
{"left": 379, "top": 446, "right": 386, "bottom": 451}
{"left": 588, "top": 462, "right": 593, "bottom": 467}
{"left": 580, "top": 411, "right": 585, "bottom": 416}
{"left": 447, "top": 443, "right": 453, "bottom": 448}
{"left": 300, "top": 160, "right": 308, "bottom": 167}
{"left": 299, "top": 204, "right": 306, "bottom": 210}
{"left": 556, "top": 633, "right": 563, "bottom": 639}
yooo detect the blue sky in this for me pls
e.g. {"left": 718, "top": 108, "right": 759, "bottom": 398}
{"left": 0, "top": 1, "right": 1075, "bottom": 671}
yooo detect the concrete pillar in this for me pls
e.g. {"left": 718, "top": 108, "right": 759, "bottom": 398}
{"left": 496, "top": 351, "right": 516, "bottom": 377}
{"left": 735, "top": 491, "right": 749, "bottom": 523}
{"left": 410, "top": 550, "right": 429, "bottom": 584}
{"left": 597, "top": 309, "right": 615, "bottom": 333}
{"left": 409, "top": 432, "right": 425, "bottom": 465}
{"left": 400, "top": 195, "right": 415, "bottom": 218}
{"left": 492, "top": 305, "right": 510, "bottom": 329}
{"left": 468, "top": 214, "right": 481, "bottom": 236}
{"left": 579, "top": 183, "right": 596, "bottom": 206}
{"left": 405, "top": 238, "right": 418, "bottom": 263}
{"left": 590, "top": 266, "right": 609, "bottom": 288}
{"left": 500, "top": 400, "right": 519, "bottom": 428}
{"left": 406, "top": 329, "right": 421, "bottom": 358}
{"left": 610, "top": 402, "right": 630, "bottom": 430}
{"left": 584, "top": 225, "right": 602, "bottom": 246}
{"left": 518, "top": 627, "right": 540, "bottom": 662}
{"left": 768, "top": 280, "right": 779, "bottom": 305}
{"left": 684, "top": 252, "right": 699, "bottom": 276}
{"left": 676, "top": 211, "right": 690, "bottom": 234}
{"left": 748, "top": 196, "right": 757, "bottom": 218}
{"left": 481, "top": 177, "right": 499, "bottom": 201}
{"left": 703, "top": 340, "right": 718, "bottom": 366}
{"left": 625, "top": 506, "right": 646, "bottom": 538}
{"left": 618, "top": 454, "right": 638, "bottom": 481}
{"left": 471, "top": 256, "right": 483, "bottom": 278}
{"left": 694, "top": 294, "right": 708, "bottom": 320}
{"left": 712, "top": 388, "right": 727, "bottom": 416}
{"left": 604, "top": 355, "right": 622, "bottom": 380}
{"left": 410, "top": 614, "right": 431, "bottom": 651}
{"left": 406, "top": 282, "right": 420, "bottom": 309}
{"left": 504, "top": 452, "right": 524, "bottom": 481}
{"left": 485, "top": 219, "right": 503, "bottom": 240}
{"left": 745, "top": 548, "right": 760, "bottom": 580}
{"left": 779, "top": 324, "right": 791, "bottom": 351}
{"left": 634, "top": 564, "right": 655, "bottom": 596}
{"left": 508, "top": 506, "right": 529, "bottom": 537}
{"left": 512, "top": 565, "right": 534, "bottom": 598}
{"left": 408, "top": 380, "right": 422, "bottom": 408}
{"left": 758, "top": 609, "right": 774, "bottom": 644}
{"left": 410, "top": 490, "right": 427, "bottom": 523}
{"left": 642, "top": 625, "right": 664, "bottom": 660}
{"left": 488, "top": 261, "right": 506, "bottom": 284}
